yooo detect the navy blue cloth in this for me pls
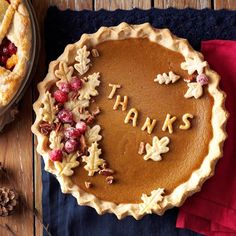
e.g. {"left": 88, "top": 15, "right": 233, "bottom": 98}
{"left": 43, "top": 7, "right": 236, "bottom": 236}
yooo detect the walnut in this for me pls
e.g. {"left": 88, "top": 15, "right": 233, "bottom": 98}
{"left": 79, "top": 135, "right": 87, "bottom": 155}
{"left": 86, "top": 114, "right": 95, "bottom": 124}
{"left": 91, "top": 107, "right": 101, "bottom": 116}
{"left": 91, "top": 49, "right": 100, "bottom": 57}
{"left": 138, "top": 142, "right": 145, "bottom": 155}
{"left": 99, "top": 168, "right": 114, "bottom": 176}
{"left": 106, "top": 176, "right": 114, "bottom": 184}
{"left": 85, "top": 181, "right": 92, "bottom": 189}
{"left": 39, "top": 121, "right": 55, "bottom": 135}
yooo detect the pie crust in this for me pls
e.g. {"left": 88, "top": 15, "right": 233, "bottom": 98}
{"left": 32, "top": 23, "right": 228, "bottom": 219}
{"left": 0, "top": 0, "right": 32, "bottom": 107}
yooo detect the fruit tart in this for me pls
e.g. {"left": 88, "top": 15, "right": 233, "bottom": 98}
{"left": 0, "top": 0, "right": 31, "bottom": 107}
{"left": 32, "top": 23, "right": 228, "bottom": 219}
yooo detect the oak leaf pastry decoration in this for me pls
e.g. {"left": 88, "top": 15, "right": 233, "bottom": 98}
{"left": 64, "top": 99, "right": 89, "bottom": 111}
{"left": 82, "top": 142, "right": 105, "bottom": 176}
{"left": 181, "top": 57, "right": 207, "bottom": 75}
{"left": 154, "top": 71, "right": 180, "bottom": 84}
{"left": 73, "top": 110, "right": 90, "bottom": 122}
{"left": 139, "top": 188, "right": 165, "bottom": 214}
{"left": 55, "top": 61, "right": 74, "bottom": 84}
{"left": 79, "top": 72, "right": 101, "bottom": 100}
{"left": 85, "top": 125, "right": 102, "bottom": 146}
{"left": 49, "top": 130, "right": 64, "bottom": 150}
{"left": 39, "top": 91, "right": 56, "bottom": 124}
{"left": 144, "top": 136, "right": 170, "bottom": 161}
{"left": 184, "top": 82, "right": 203, "bottom": 99}
{"left": 54, "top": 153, "right": 80, "bottom": 177}
{"left": 64, "top": 99, "right": 90, "bottom": 122}
{"left": 74, "top": 45, "right": 91, "bottom": 75}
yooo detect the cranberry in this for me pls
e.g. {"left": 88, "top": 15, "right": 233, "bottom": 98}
{"left": 64, "top": 139, "right": 79, "bottom": 153}
{"left": 2, "top": 46, "right": 9, "bottom": 55}
{"left": 70, "top": 76, "right": 83, "bottom": 91}
{"left": 49, "top": 149, "right": 63, "bottom": 162}
{"left": 58, "top": 109, "right": 74, "bottom": 123}
{"left": 75, "top": 121, "right": 87, "bottom": 134}
{"left": 53, "top": 90, "right": 68, "bottom": 103}
{"left": 0, "top": 55, "right": 8, "bottom": 65}
{"left": 196, "top": 74, "right": 209, "bottom": 86}
{"left": 58, "top": 82, "right": 71, "bottom": 93}
{"left": 8, "top": 42, "right": 17, "bottom": 55}
{"left": 64, "top": 127, "right": 81, "bottom": 139}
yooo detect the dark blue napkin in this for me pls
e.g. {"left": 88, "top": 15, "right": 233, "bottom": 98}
{"left": 43, "top": 7, "right": 236, "bottom": 236}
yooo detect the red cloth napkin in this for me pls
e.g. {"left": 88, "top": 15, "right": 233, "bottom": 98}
{"left": 176, "top": 40, "right": 236, "bottom": 235}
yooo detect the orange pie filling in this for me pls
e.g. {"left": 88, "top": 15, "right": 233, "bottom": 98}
{"left": 38, "top": 38, "right": 213, "bottom": 205}
{"left": 71, "top": 39, "right": 213, "bottom": 203}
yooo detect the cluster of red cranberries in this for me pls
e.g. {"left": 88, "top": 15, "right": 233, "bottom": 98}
{"left": 50, "top": 120, "right": 87, "bottom": 162}
{"left": 0, "top": 38, "right": 17, "bottom": 68}
{"left": 53, "top": 75, "right": 83, "bottom": 103}
{"left": 49, "top": 76, "right": 87, "bottom": 162}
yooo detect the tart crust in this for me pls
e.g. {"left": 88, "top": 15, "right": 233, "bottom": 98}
{"left": 32, "top": 22, "right": 228, "bottom": 219}
{"left": 0, "top": 0, "right": 32, "bottom": 107}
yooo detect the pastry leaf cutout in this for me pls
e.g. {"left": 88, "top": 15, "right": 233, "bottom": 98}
{"left": 184, "top": 82, "right": 203, "bottom": 99}
{"left": 55, "top": 61, "right": 74, "bottom": 83}
{"left": 79, "top": 72, "right": 101, "bottom": 100}
{"left": 82, "top": 142, "right": 105, "bottom": 176}
{"left": 0, "top": 0, "right": 9, "bottom": 23}
{"left": 154, "top": 71, "right": 180, "bottom": 84}
{"left": 64, "top": 99, "right": 89, "bottom": 111}
{"left": 73, "top": 110, "right": 90, "bottom": 122}
{"left": 181, "top": 57, "right": 207, "bottom": 75}
{"left": 139, "top": 188, "right": 165, "bottom": 214}
{"left": 54, "top": 153, "right": 80, "bottom": 177}
{"left": 144, "top": 136, "right": 170, "bottom": 161}
{"left": 74, "top": 45, "right": 91, "bottom": 75}
{"left": 49, "top": 131, "right": 64, "bottom": 150}
{"left": 85, "top": 125, "right": 102, "bottom": 146}
{"left": 64, "top": 99, "right": 90, "bottom": 122}
{"left": 39, "top": 91, "right": 56, "bottom": 124}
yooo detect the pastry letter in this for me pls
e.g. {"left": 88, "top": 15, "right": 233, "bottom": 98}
{"left": 108, "top": 84, "right": 121, "bottom": 99}
{"left": 162, "top": 114, "right": 177, "bottom": 134}
{"left": 113, "top": 95, "right": 128, "bottom": 111}
{"left": 124, "top": 108, "right": 138, "bottom": 127}
{"left": 141, "top": 117, "right": 157, "bottom": 134}
{"left": 179, "top": 113, "right": 194, "bottom": 130}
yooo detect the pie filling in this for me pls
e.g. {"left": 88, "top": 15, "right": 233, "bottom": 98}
{"left": 0, "top": 37, "right": 17, "bottom": 70}
{"left": 71, "top": 39, "right": 213, "bottom": 203}
{"left": 38, "top": 38, "right": 213, "bottom": 205}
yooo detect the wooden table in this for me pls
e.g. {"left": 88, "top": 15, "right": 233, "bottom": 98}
{"left": 0, "top": 0, "right": 235, "bottom": 235}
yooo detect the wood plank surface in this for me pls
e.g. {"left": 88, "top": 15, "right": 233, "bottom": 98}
{"left": 95, "top": 0, "right": 152, "bottom": 10}
{"left": 31, "top": 1, "right": 49, "bottom": 236}
{"left": 95, "top": 0, "right": 132, "bottom": 10}
{"left": 50, "top": 0, "right": 93, "bottom": 10}
{"left": 0, "top": 90, "right": 33, "bottom": 235}
{"left": 133, "top": 0, "right": 152, "bottom": 9}
{"left": 0, "top": 0, "right": 234, "bottom": 235}
{"left": 32, "top": 1, "right": 93, "bottom": 236}
{"left": 154, "top": 0, "right": 211, "bottom": 8}
{"left": 214, "top": 0, "right": 236, "bottom": 9}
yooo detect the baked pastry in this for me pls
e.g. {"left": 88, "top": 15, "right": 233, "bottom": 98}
{"left": 0, "top": 0, "right": 31, "bottom": 107}
{"left": 32, "top": 23, "right": 228, "bottom": 219}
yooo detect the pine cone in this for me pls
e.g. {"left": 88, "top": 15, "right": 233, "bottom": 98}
{"left": 0, "top": 187, "right": 18, "bottom": 216}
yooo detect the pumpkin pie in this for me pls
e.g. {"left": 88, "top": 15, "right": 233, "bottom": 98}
{"left": 32, "top": 23, "right": 228, "bottom": 219}
{"left": 0, "top": 0, "right": 31, "bottom": 107}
